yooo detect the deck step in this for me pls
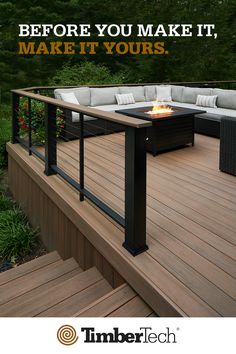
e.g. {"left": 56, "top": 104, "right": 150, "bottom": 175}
{"left": 75, "top": 284, "right": 155, "bottom": 317}
{"left": 0, "top": 251, "right": 61, "bottom": 286}
{"left": 0, "top": 252, "right": 155, "bottom": 317}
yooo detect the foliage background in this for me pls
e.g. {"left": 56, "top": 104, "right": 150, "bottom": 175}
{"left": 0, "top": 0, "right": 236, "bottom": 103}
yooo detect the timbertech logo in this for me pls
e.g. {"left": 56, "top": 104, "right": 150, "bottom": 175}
{"left": 57, "top": 325, "right": 178, "bottom": 345}
{"left": 57, "top": 325, "right": 78, "bottom": 346}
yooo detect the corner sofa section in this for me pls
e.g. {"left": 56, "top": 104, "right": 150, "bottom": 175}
{"left": 54, "top": 85, "right": 236, "bottom": 139}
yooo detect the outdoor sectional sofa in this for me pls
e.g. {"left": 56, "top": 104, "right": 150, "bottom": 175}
{"left": 54, "top": 84, "right": 236, "bottom": 140}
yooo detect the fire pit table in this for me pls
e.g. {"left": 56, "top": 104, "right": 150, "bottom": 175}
{"left": 116, "top": 105, "right": 206, "bottom": 155}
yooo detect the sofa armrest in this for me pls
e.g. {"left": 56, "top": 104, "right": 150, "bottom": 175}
{"left": 220, "top": 116, "right": 236, "bottom": 175}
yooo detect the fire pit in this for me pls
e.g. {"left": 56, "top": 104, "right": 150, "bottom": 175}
{"left": 116, "top": 105, "right": 206, "bottom": 155}
{"left": 146, "top": 101, "right": 174, "bottom": 116}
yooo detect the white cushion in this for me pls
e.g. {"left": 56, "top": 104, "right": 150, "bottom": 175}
{"left": 54, "top": 87, "right": 91, "bottom": 106}
{"left": 119, "top": 86, "right": 145, "bottom": 102}
{"left": 90, "top": 87, "right": 119, "bottom": 106}
{"left": 144, "top": 85, "right": 156, "bottom": 101}
{"left": 196, "top": 95, "right": 217, "bottom": 108}
{"left": 156, "top": 85, "right": 172, "bottom": 102}
{"left": 171, "top": 85, "right": 184, "bottom": 102}
{"left": 60, "top": 91, "right": 78, "bottom": 104}
{"left": 95, "top": 101, "right": 154, "bottom": 111}
{"left": 182, "top": 87, "right": 212, "bottom": 104}
{"left": 212, "top": 89, "right": 236, "bottom": 110}
{"left": 60, "top": 92, "right": 80, "bottom": 121}
{"left": 115, "top": 93, "right": 135, "bottom": 105}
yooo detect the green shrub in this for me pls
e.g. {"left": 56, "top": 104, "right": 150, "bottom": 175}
{"left": 0, "top": 104, "right": 11, "bottom": 168}
{"left": 0, "top": 195, "right": 13, "bottom": 211}
{"left": 49, "top": 61, "right": 126, "bottom": 86}
{"left": 17, "top": 98, "right": 64, "bottom": 144}
{"left": 0, "top": 208, "right": 37, "bottom": 261}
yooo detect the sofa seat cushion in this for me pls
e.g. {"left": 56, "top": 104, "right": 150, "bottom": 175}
{"left": 72, "top": 114, "right": 98, "bottom": 123}
{"left": 90, "top": 87, "right": 119, "bottom": 106}
{"left": 169, "top": 101, "right": 236, "bottom": 118}
{"left": 54, "top": 87, "right": 91, "bottom": 106}
{"left": 94, "top": 101, "right": 154, "bottom": 112}
{"left": 119, "top": 86, "right": 145, "bottom": 102}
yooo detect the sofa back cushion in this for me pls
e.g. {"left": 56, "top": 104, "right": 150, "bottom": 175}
{"left": 171, "top": 85, "right": 184, "bottom": 102}
{"left": 182, "top": 87, "right": 212, "bottom": 104}
{"left": 212, "top": 89, "right": 236, "bottom": 110}
{"left": 119, "top": 86, "right": 145, "bottom": 102}
{"left": 156, "top": 85, "right": 172, "bottom": 102}
{"left": 144, "top": 85, "right": 156, "bottom": 101}
{"left": 54, "top": 87, "right": 91, "bottom": 106}
{"left": 90, "top": 87, "right": 119, "bottom": 106}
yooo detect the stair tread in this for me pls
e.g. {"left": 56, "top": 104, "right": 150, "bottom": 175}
{"left": 75, "top": 283, "right": 136, "bottom": 317}
{"left": 108, "top": 296, "right": 154, "bottom": 317}
{"left": 0, "top": 267, "right": 82, "bottom": 316}
{"left": 0, "top": 257, "right": 79, "bottom": 307}
{"left": 1, "top": 267, "right": 103, "bottom": 317}
{"left": 0, "top": 251, "right": 61, "bottom": 286}
{"left": 38, "top": 279, "right": 113, "bottom": 317}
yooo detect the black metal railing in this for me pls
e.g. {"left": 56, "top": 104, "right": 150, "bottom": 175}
{"left": 11, "top": 88, "right": 151, "bottom": 256}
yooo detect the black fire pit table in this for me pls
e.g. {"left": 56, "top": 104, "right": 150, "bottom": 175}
{"left": 116, "top": 105, "right": 206, "bottom": 155}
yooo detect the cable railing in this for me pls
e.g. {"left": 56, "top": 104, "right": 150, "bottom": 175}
{"left": 11, "top": 87, "right": 151, "bottom": 256}
{"left": 11, "top": 80, "right": 236, "bottom": 256}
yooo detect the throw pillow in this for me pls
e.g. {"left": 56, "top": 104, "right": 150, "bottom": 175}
{"left": 60, "top": 92, "right": 80, "bottom": 121}
{"left": 196, "top": 95, "right": 217, "bottom": 108}
{"left": 156, "top": 85, "right": 172, "bottom": 102}
{"left": 115, "top": 93, "right": 135, "bottom": 105}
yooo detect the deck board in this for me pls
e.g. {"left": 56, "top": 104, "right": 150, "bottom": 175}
{"left": 56, "top": 133, "right": 236, "bottom": 316}
{"left": 11, "top": 133, "right": 236, "bottom": 316}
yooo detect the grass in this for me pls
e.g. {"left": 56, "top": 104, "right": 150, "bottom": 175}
{"left": 0, "top": 168, "right": 44, "bottom": 265}
{"left": 0, "top": 103, "right": 11, "bottom": 168}
{"left": 0, "top": 208, "right": 37, "bottom": 261}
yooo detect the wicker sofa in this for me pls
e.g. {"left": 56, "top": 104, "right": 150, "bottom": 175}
{"left": 54, "top": 85, "right": 236, "bottom": 140}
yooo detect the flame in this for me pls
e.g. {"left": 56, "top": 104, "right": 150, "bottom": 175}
{"left": 147, "top": 101, "right": 173, "bottom": 115}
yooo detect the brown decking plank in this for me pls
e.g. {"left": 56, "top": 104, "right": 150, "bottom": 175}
{"left": 148, "top": 240, "right": 236, "bottom": 317}
{"left": 0, "top": 258, "right": 78, "bottom": 306}
{"left": 149, "top": 159, "right": 236, "bottom": 206}
{"left": 75, "top": 284, "right": 136, "bottom": 317}
{"left": 0, "top": 267, "right": 82, "bottom": 316}
{"left": 38, "top": 279, "right": 112, "bottom": 317}
{"left": 60, "top": 140, "right": 236, "bottom": 249}
{"left": 0, "top": 251, "right": 61, "bottom": 286}
{"left": 147, "top": 218, "right": 236, "bottom": 297}
{"left": 107, "top": 296, "right": 154, "bottom": 317}
{"left": 1, "top": 267, "right": 102, "bottom": 317}
{"left": 147, "top": 202, "right": 236, "bottom": 276}
{"left": 65, "top": 138, "right": 236, "bottom": 235}
{"left": 156, "top": 154, "right": 236, "bottom": 196}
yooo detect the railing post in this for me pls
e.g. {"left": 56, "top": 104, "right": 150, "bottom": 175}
{"left": 79, "top": 113, "right": 84, "bottom": 201}
{"left": 124, "top": 126, "right": 148, "bottom": 256}
{"left": 12, "top": 92, "right": 20, "bottom": 143}
{"left": 44, "top": 103, "right": 57, "bottom": 176}
{"left": 28, "top": 97, "right": 32, "bottom": 155}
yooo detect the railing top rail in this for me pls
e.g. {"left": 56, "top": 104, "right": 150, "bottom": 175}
{"left": 12, "top": 89, "right": 151, "bottom": 129}
{"left": 20, "top": 80, "right": 236, "bottom": 91}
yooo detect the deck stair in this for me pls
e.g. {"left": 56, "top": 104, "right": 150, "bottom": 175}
{"left": 0, "top": 251, "right": 155, "bottom": 317}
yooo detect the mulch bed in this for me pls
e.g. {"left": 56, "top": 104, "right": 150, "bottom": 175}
{"left": 0, "top": 240, "right": 47, "bottom": 273}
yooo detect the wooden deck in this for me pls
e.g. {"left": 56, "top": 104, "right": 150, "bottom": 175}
{"left": 7, "top": 133, "right": 236, "bottom": 316}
